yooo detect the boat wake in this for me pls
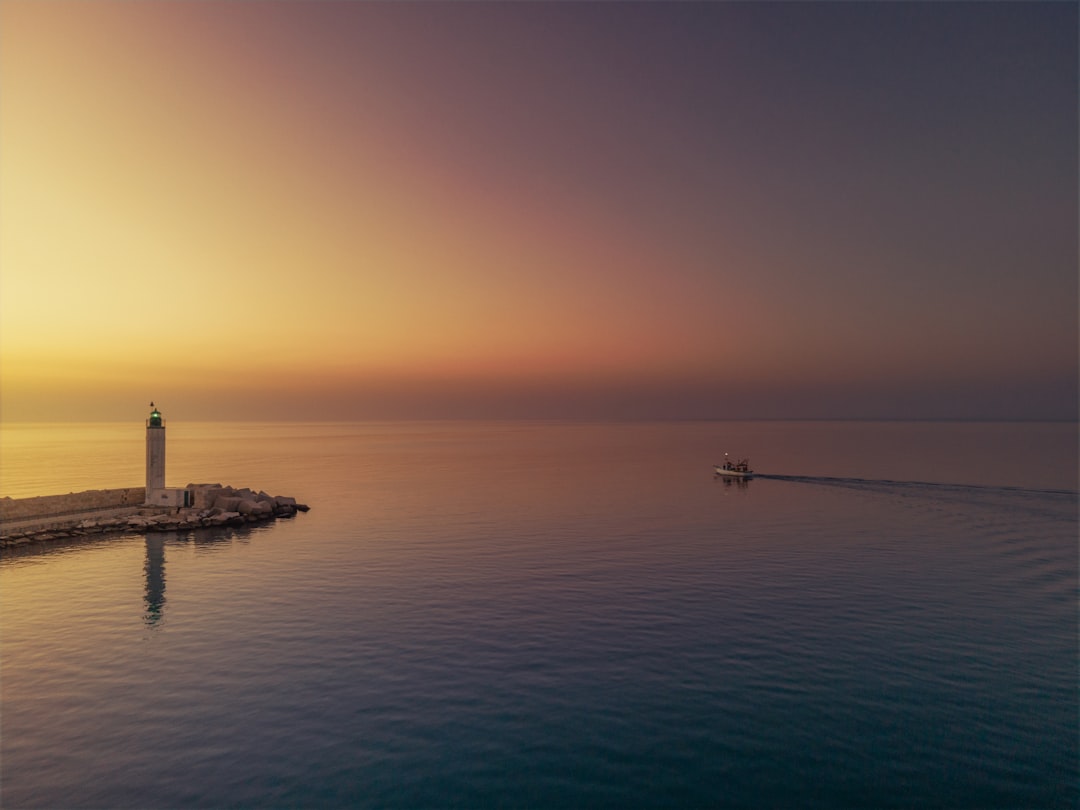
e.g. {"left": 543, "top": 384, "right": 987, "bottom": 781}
{"left": 753, "top": 474, "right": 1077, "bottom": 499}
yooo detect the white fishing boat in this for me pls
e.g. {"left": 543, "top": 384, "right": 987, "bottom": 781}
{"left": 714, "top": 454, "right": 753, "bottom": 479}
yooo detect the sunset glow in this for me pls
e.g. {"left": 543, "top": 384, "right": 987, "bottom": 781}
{"left": 2, "top": 1, "right": 1076, "bottom": 420}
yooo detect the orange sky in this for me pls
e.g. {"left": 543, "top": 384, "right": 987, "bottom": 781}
{"left": 2, "top": 2, "right": 1076, "bottom": 420}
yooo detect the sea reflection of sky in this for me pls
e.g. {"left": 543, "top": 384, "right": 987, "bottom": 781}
{"left": 3, "top": 420, "right": 1076, "bottom": 810}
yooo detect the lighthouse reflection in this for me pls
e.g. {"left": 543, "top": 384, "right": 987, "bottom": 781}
{"left": 144, "top": 535, "right": 166, "bottom": 627}
{"left": 141, "top": 528, "right": 255, "bottom": 627}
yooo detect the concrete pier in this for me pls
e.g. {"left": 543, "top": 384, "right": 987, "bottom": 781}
{"left": 1, "top": 484, "right": 308, "bottom": 549}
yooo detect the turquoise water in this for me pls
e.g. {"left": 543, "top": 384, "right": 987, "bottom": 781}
{"left": 1, "top": 421, "right": 1077, "bottom": 808}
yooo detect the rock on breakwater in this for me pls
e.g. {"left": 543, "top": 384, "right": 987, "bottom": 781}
{"left": 0, "top": 484, "right": 309, "bottom": 549}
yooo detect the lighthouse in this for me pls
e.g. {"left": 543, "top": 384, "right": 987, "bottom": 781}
{"left": 146, "top": 402, "right": 166, "bottom": 502}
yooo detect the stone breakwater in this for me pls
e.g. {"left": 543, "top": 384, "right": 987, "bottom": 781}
{"left": 0, "top": 485, "right": 309, "bottom": 550}
{"left": 1, "top": 487, "right": 147, "bottom": 522}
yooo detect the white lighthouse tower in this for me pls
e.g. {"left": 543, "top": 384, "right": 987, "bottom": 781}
{"left": 145, "top": 402, "right": 166, "bottom": 502}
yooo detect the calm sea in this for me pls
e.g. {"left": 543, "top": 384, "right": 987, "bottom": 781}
{"left": 1, "top": 420, "right": 1077, "bottom": 809}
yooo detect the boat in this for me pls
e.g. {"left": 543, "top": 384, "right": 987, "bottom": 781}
{"left": 714, "top": 454, "right": 753, "bottom": 479}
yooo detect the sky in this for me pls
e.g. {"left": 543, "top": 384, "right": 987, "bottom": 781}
{"left": 1, "top": 1, "right": 1076, "bottom": 422}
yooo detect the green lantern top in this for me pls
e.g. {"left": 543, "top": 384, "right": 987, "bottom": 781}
{"left": 148, "top": 402, "right": 163, "bottom": 428}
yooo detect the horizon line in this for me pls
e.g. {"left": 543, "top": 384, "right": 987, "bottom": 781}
{"left": 2, "top": 416, "right": 1078, "bottom": 426}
